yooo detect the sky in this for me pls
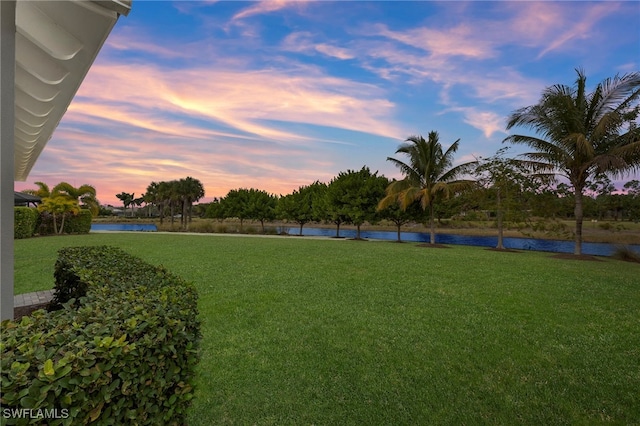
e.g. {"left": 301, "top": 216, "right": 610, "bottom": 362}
{"left": 14, "top": 0, "right": 640, "bottom": 206}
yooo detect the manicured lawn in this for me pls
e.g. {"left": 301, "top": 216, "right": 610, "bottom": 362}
{"left": 14, "top": 233, "right": 640, "bottom": 424}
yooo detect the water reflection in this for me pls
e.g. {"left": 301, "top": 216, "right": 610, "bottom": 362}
{"left": 286, "top": 227, "right": 639, "bottom": 257}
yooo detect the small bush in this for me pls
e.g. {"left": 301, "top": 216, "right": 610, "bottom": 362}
{"left": 14, "top": 207, "right": 38, "bottom": 239}
{"left": 64, "top": 210, "right": 92, "bottom": 234}
{"left": 264, "top": 226, "right": 279, "bottom": 235}
{"left": 612, "top": 245, "right": 640, "bottom": 263}
{"left": 1, "top": 246, "right": 201, "bottom": 425}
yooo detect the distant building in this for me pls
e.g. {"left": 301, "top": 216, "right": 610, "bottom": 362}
{"left": 14, "top": 192, "right": 40, "bottom": 208}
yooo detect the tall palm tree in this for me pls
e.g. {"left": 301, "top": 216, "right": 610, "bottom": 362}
{"left": 144, "top": 182, "right": 160, "bottom": 218}
{"left": 24, "top": 181, "right": 51, "bottom": 198}
{"left": 379, "top": 131, "right": 476, "bottom": 244}
{"left": 504, "top": 69, "right": 640, "bottom": 255}
{"left": 156, "top": 181, "right": 172, "bottom": 225}
{"left": 178, "top": 177, "right": 205, "bottom": 230}
{"left": 116, "top": 192, "right": 134, "bottom": 216}
{"left": 53, "top": 182, "right": 99, "bottom": 216}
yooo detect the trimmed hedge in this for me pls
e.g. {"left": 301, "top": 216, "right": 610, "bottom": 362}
{"left": 14, "top": 207, "right": 38, "bottom": 239}
{"left": 1, "top": 246, "right": 201, "bottom": 425}
{"left": 36, "top": 210, "right": 93, "bottom": 236}
{"left": 63, "top": 210, "right": 92, "bottom": 234}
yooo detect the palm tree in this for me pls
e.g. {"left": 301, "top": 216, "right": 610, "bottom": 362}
{"left": 155, "top": 181, "right": 173, "bottom": 225}
{"left": 24, "top": 181, "right": 51, "bottom": 198}
{"left": 53, "top": 182, "right": 99, "bottom": 216}
{"left": 37, "top": 196, "right": 79, "bottom": 234}
{"left": 504, "top": 69, "right": 640, "bottom": 255}
{"left": 378, "top": 131, "right": 476, "bottom": 244}
{"left": 116, "top": 192, "right": 134, "bottom": 216}
{"left": 144, "top": 182, "right": 160, "bottom": 218}
{"left": 178, "top": 177, "right": 205, "bottom": 230}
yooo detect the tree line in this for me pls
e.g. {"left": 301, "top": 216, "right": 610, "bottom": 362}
{"left": 116, "top": 177, "right": 206, "bottom": 230}
{"left": 202, "top": 69, "right": 640, "bottom": 256}
{"left": 26, "top": 70, "right": 640, "bottom": 255}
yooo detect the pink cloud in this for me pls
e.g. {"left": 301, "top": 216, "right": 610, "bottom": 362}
{"left": 17, "top": 55, "right": 400, "bottom": 205}
{"left": 372, "top": 23, "right": 496, "bottom": 60}
{"left": 232, "top": 0, "right": 307, "bottom": 21}
{"left": 458, "top": 108, "right": 506, "bottom": 139}
{"left": 75, "top": 62, "right": 402, "bottom": 140}
{"left": 282, "top": 31, "right": 355, "bottom": 60}
{"left": 535, "top": 3, "right": 618, "bottom": 59}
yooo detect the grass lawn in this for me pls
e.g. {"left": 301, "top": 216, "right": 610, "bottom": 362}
{"left": 14, "top": 233, "right": 640, "bottom": 424}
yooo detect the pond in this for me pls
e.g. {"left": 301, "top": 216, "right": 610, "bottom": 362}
{"left": 91, "top": 223, "right": 157, "bottom": 232}
{"left": 286, "top": 227, "right": 640, "bottom": 257}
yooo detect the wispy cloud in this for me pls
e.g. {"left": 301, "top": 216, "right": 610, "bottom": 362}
{"left": 282, "top": 31, "right": 355, "bottom": 60}
{"left": 232, "top": 0, "right": 306, "bottom": 21}
{"left": 75, "top": 62, "right": 401, "bottom": 141}
{"left": 535, "top": 2, "right": 619, "bottom": 59}
{"left": 372, "top": 23, "right": 497, "bottom": 60}
{"left": 30, "top": 56, "right": 403, "bottom": 202}
{"left": 449, "top": 108, "right": 507, "bottom": 139}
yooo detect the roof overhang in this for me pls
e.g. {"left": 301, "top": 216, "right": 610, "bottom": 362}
{"left": 14, "top": 191, "right": 41, "bottom": 206}
{"left": 14, "top": 0, "right": 131, "bottom": 181}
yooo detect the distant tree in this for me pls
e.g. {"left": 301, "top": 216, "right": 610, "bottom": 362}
{"left": 178, "top": 177, "right": 205, "bottom": 230}
{"left": 324, "top": 167, "right": 388, "bottom": 239}
{"left": 205, "top": 198, "right": 225, "bottom": 221}
{"left": 321, "top": 177, "right": 349, "bottom": 238}
{"left": 276, "top": 186, "right": 313, "bottom": 235}
{"left": 504, "top": 69, "right": 640, "bottom": 255}
{"left": 623, "top": 180, "right": 640, "bottom": 221}
{"left": 277, "top": 182, "right": 323, "bottom": 235}
{"left": 221, "top": 189, "right": 252, "bottom": 232}
{"left": 625, "top": 179, "right": 640, "bottom": 197}
{"left": 132, "top": 195, "right": 145, "bottom": 217}
{"left": 377, "top": 186, "right": 422, "bottom": 242}
{"left": 246, "top": 189, "right": 277, "bottom": 233}
{"left": 142, "top": 178, "right": 205, "bottom": 227}
{"left": 379, "top": 131, "right": 476, "bottom": 244}
{"left": 474, "top": 148, "right": 534, "bottom": 249}
{"left": 586, "top": 174, "right": 616, "bottom": 220}
{"left": 143, "top": 182, "right": 160, "bottom": 218}
{"left": 116, "top": 192, "right": 135, "bottom": 216}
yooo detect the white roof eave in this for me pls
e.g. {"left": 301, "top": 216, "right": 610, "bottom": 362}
{"left": 13, "top": 0, "right": 131, "bottom": 181}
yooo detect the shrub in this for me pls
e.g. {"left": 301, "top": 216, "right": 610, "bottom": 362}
{"left": 35, "top": 210, "right": 92, "bottom": 236}
{"left": 64, "top": 210, "right": 92, "bottom": 234}
{"left": 1, "top": 246, "right": 201, "bottom": 425}
{"left": 14, "top": 207, "right": 38, "bottom": 239}
{"left": 612, "top": 245, "right": 640, "bottom": 263}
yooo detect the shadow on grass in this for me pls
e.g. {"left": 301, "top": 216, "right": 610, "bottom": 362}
{"left": 549, "top": 253, "right": 603, "bottom": 262}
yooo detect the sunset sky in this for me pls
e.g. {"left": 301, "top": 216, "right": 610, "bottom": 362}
{"left": 14, "top": 1, "right": 640, "bottom": 206}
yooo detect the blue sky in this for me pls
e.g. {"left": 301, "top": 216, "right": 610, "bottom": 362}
{"left": 14, "top": 1, "right": 640, "bottom": 205}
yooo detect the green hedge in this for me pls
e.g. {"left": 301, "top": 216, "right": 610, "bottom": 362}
{"left": 63, "top": 210, "right": 92, "bottom": 234}
{"left": 1, "top": 246, "right": 201, "bottom": 425}
{"left": 36, "top": 210, "right": 93, "bottom": 236}
{"left": 14, "top": 207, "right": 38, "bottom": 239}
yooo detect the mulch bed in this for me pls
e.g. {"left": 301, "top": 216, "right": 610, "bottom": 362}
{"left": 13, "top": 303, "right": 49, "bottom": 321}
